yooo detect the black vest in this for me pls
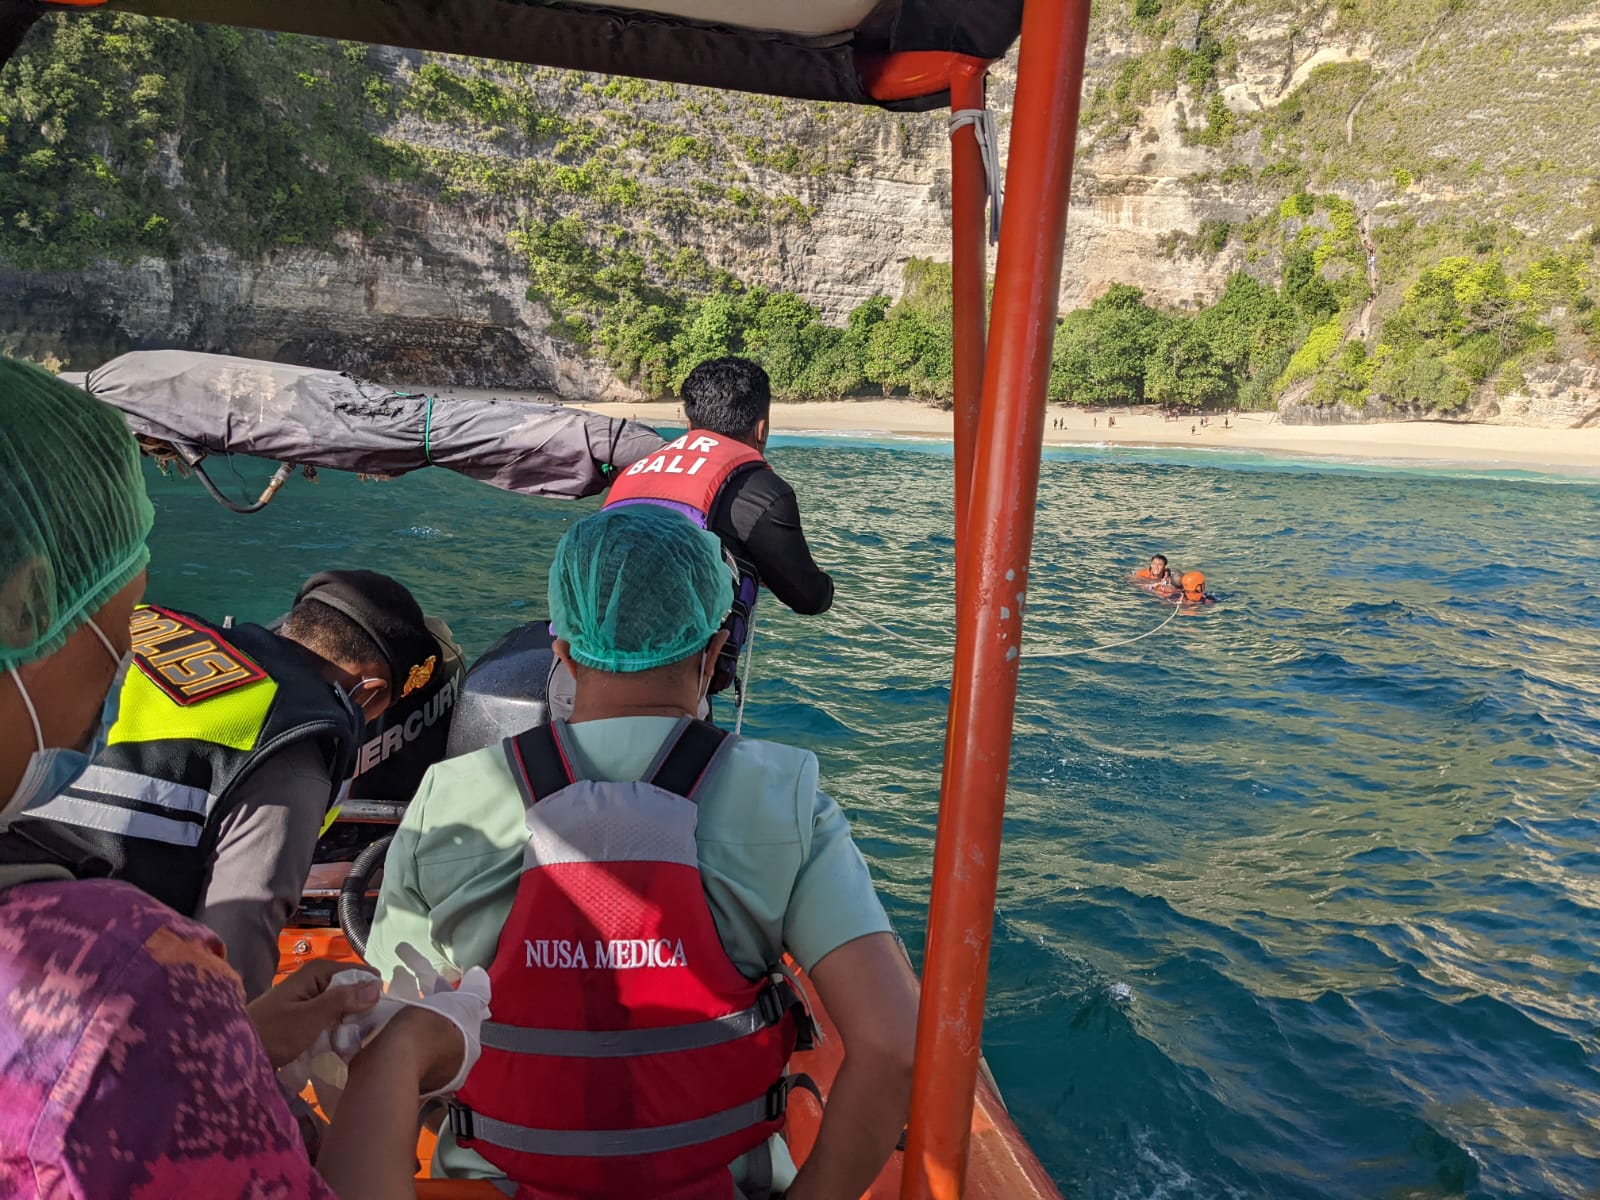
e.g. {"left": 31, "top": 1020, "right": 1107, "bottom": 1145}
{"left": 19, "top": 611, "right": 359, "bottom": 916}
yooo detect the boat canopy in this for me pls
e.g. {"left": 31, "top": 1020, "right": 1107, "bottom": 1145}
{"left": 68, "top": 350, "right": 664, "bottom": 501}
{"left": 1, "top": 0, "right": 1021, "bottom": 109}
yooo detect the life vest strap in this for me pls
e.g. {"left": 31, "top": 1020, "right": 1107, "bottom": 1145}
{"left": 647, "top": 718, "right": 732, "bottom": 800}
{"left": 479, "top": 976, "right": 795, "bottom": 1059}
{"left": 503, "top": 721, "right": 582, "bottom": 805}
{"left": 506, "top": 716, "right": 735, "bottom": 809}
{"left": 450, "top": 1076, "right": 798, "bottom": 1157}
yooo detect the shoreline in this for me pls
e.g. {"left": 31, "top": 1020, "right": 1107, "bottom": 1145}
{"left": 572, "top": 399, "right": 1600, "bottom": 473}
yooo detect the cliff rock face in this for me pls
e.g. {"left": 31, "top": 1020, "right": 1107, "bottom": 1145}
{"left": 1477, "top": 364, "right": 1600, "bottom": 428}
{"left": 2, "top": 0, "right": 1596, "bottom": 407}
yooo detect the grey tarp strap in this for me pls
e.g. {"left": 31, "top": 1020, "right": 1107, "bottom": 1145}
{"left": 947, "top": 106, "right": 1004, "bottom": 243}
{"left": 480, "top": 983, "right": 790, "bottom": 1057}
{"left": 452, "top": 1078, "right": 798, "bottom": 1157}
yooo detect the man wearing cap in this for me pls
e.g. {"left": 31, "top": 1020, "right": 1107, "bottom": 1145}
{"left": 18, "top": 567, "right": 439, "bottom": 997}
{"left": 367, "top": 505, "right": 916, "bottom": 1199}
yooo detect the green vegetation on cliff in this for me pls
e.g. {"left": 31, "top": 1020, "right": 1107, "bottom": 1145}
{"left": 0, "top": 18, "right": 408, "bottom": 267}
{"left": 1, "top": 0, "right": 1597, "bottom": 412}
{"left": 1077, "top": 0, "right": 1600, "bottom": 413}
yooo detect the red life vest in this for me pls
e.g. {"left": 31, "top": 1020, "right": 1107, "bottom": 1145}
{"left": 450, "top": 718, "right": 811, "bottom": 1199}
{"left": 603, "top": 431, "right": 767, "bottom": 688}
{"left": 603, "top": 431, "right": 766, "bottom": 529}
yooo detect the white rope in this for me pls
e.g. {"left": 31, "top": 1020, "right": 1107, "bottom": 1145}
{"left": 845, "top": 597, "right": 1183, "bottom": 662}
{"left": 732, "top": 609, "right": 755, "bottom": 736}
{"left": 856, "top": 614, "right": 929, "bottom": 652}
{"left": 948, "top": 107, "right": 1004, "bottom": 243}
{"left": 1025, "top": 600, "right": 1182, "bottom": 659}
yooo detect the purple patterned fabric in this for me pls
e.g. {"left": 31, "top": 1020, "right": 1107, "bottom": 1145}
{"left": 0, "top": 879, "right": 334, "bottom": 1199}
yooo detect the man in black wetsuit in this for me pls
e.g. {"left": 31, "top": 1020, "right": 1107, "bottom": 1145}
{"left": 549, "top": 356, "right": 833, "bottom": 717}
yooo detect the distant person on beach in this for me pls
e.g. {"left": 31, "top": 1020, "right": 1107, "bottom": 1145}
{"left": 1133, "top": 555, "right": 1181, "bottom": 598}
{"left": 550, "top": 356, "right": 834, "bottom": 719}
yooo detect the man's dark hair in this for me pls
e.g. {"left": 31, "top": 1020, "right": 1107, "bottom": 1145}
{"left": 282, "top": 599, "right": 386, "bottom": 672}
{"left": 281, "top": 570, "right": 435, "bottom": 687}
{"left": 681, "top": 357, "right": 771, "bottom": 436}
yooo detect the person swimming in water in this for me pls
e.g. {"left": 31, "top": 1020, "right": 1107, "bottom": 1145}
{"left": 1132, "top": 555, "right": 1181, "bottom": 597}
{"left": 1179, "top": 571, "right": 1217, "bottom": 606}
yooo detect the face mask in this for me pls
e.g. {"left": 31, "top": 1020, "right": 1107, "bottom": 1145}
{"left": 692, "top": 648, "right": 718, "bottom": 720}
{"left": 2, "top": 618, "right": 128, "bottom": 831}
{"left": 345, "top": 677, "right": 386, "bottom": 716}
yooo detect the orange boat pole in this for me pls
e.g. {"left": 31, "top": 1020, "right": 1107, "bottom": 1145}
{"left": 949, "top": 60, "right": 990, "bottom": 570}
{"left": 901, "top": 1, "right": 1092, "bottom": 1197}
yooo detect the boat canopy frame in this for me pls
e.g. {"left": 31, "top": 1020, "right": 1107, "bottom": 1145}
{"left": 0, "top": 0, "right": 1025, "bottom": 110}
{"left": 1, "top": 0, "right": 1095, "bottom": 1193}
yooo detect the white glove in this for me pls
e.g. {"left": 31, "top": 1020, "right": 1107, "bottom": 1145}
{"left": 321, "top": 943, "right": 456, "bottom": 1060}
{"left": 409, "top": 961, "right": 492, "bottom": 1099}
{"left": 290, "top": 943, "right": 492, "bottom": 1109}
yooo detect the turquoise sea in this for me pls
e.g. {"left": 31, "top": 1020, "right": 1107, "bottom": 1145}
{"left": 143, "top": 435, "right": 1600, "bottom": 1198}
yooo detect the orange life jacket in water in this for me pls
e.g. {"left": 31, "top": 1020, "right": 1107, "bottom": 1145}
{"left": 1135, "top": 568, "right": 1179, "bottom": 596}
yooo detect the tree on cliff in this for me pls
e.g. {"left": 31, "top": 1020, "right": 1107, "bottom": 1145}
{"left": 1049, "top": 284, "right": 1173, "bottom": 405}
{"left": 1146, "top": 324, "right": 1231, "bottom": 410}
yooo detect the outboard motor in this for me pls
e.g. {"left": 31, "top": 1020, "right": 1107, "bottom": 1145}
{"left": 446, "top": 621, "right": 557, "bottom": 758}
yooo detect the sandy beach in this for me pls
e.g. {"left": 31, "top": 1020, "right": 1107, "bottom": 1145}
{"left": 577, "top": 399, "right": 1600, "bottom": 472}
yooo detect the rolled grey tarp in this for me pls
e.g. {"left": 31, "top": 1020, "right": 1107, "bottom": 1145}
{"left": 69, "top": 350, "right": 666, "bottom": 500}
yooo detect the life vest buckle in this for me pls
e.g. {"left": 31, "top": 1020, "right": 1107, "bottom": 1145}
{"left": 765, "top": 967, "right": 818, "bottom": 1052}
{"left": 447, "top": 1100, "right": 476, "bottom": 1143}
{"left": 757, "top": 981, "right": 786, "bottom": 1027}
{"left": 764, "top": 1079, "right": 792, "bottom": 1123}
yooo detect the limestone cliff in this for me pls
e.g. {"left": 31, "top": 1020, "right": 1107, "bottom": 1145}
{"left": 0, "top": 0, "right": 1595, "bottom": 416}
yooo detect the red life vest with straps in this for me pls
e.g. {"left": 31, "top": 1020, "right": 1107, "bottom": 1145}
{"left": 603, "top": 431, "right": 765, "bottom": 529}
{"left": 450, "top": 718, "right": 812, "bottom": 1199}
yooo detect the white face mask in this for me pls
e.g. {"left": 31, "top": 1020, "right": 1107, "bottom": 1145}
{"left": 695, "top": 651, "right": 710, "bottom": 711}
{"left": 2, "top": 618, "right": 128, "bottom": 832}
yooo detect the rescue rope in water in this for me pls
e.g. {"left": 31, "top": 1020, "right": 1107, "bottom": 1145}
{"left": 733, "top": 609, "right": 755, "bottom": 736}
{"left": 844, "top": 597, "right": 1183, "bottom": 661}
{"left": 735, "top": 590, "right": 1181, "bottom": 729}
{"left": 1025, "top": 599, "right": 1181, "bottom": 658}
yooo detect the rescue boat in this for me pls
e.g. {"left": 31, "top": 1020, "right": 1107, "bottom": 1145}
{"left": 5, "top": 0, "right": 1097, "bottom": 1195}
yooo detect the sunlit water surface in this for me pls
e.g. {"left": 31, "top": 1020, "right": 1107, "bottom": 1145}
{"left": 143, "top": 437, "right": 1600, "bottom": 1199}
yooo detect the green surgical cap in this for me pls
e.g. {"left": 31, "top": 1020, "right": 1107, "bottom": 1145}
{"left": 550, "top": 504, "right": 733, "bottom": 673}
{"left": 0, "top": 358, "right": 154, "bottom": 671}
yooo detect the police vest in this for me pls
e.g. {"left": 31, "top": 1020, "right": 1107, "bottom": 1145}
{"left": 604, "top": 433, "right": 766, "bottom": 680}
{"left": 24, "top": 605, "right": 360, "bottom": 917}
{"left": 451, "top": 717, "right": 812, "bottom": 1199}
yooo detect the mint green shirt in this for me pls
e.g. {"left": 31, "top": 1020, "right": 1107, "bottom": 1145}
{"left": 366, "top": 715, "right": 892, "bottom": 1182}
